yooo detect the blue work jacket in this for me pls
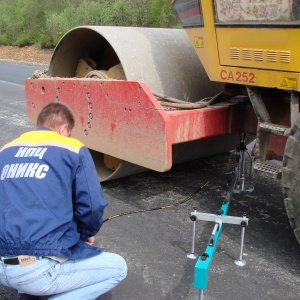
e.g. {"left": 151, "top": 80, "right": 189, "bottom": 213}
{"left": 0, "top": 127, "right": 108, "bottom": 259}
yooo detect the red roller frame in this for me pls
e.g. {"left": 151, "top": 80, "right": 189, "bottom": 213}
{"left": 25, "top": 78, "right": 256, "bottom": 171}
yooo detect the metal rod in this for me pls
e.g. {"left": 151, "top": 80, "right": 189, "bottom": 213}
{"left": 234, "top": 222, "right": 247, "bottom": 266}
{"left": 199, "top": 289, "right": 204, "bottom": 300}
{"left": 234, "top": 132, "right": 254, "bottom": 194}
{"left": 187, "top": 208, "right": 199, "bottom": 259}
{"left": 239, "top": 150, "right": 245, "bottom": 191}
{"left": 192, "top": 212, "right": 248, "bottom": 225}
{"left": 225, "top": 167, "right": 239, "bottom": 202}
{"left": 239, "top": 226, "right": 245, "bottom": 260}
{"left": 238, "top": 133, "right": 246, "bottom": 190}
{"left": 190, "top": 220, "right": 197, "bottom": 253}
{"left": 209, "top": 223, "right": 219, "bottom": 246}
{"left": 211, "top": 223, "right": 219, "bottom": 236}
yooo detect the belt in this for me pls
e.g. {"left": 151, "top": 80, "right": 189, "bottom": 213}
{"left": 0, "top": 256, "right": 20, "bottom": 265}
{"left": 0, "top": 256, "right": 43, "bottom": 265}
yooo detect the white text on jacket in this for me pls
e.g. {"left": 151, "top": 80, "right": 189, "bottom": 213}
{"left": 15, "top": 147, "right": 47, "bottom": 159}
{"left": 1, "top": 163, "right": 49, "bottom": 180}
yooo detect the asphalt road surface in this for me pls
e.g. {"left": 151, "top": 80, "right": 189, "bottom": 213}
{"left": 0, "top": 61, "right": 45, "bottom": 146}
{"left": 0, "top": 61, "right": 300, "bottom": 300}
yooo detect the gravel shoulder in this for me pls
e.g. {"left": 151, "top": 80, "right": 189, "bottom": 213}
{"left": 0, "top": 45, "right": 53, "bottom": 65}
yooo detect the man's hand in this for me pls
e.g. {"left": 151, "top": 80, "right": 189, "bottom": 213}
{"left": 85, "top": 236, "right": 95, "bottom": 245}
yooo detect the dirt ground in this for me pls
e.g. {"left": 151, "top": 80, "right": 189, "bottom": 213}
{"left": 0, "top": 45, "right": 53, "bottom": 65}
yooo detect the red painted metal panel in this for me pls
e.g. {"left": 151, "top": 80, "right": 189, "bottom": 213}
{"left": 25, "top": 78, "right": 255, "bottom": 171}
{"left": 26, "top": 79, "right": 172, "bottom": 171}
{"left": 167, "top": 104, "right": 248, "bottom": 144}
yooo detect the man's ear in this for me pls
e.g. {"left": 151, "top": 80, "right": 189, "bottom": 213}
{"left": 58, "top": 124, "right": 69, "bottom": 137}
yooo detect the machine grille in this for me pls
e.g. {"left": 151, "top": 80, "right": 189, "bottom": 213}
{"left": 266, "top": 50, "right": 277, "bottom": 62}
{"left": 230, "top": 47, "right": 291, "bottom": 64}
{"left": 280, "top": 51, "right": 291, "bottom": 63}
{"left": 253, "top": 50, "right": 264, "bottom": 61}
{"left": 242, "top": 49, "right": 251, "bottom": 60}
{"left": 230, "top": 47, "right": 239, "bottom": 59}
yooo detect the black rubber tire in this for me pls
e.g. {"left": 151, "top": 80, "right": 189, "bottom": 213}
{"left": 282, "top": 114, "right": 300, "bottom": 244}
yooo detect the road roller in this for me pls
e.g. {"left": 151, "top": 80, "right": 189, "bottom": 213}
{"left": 25, "top": 0, "right": 300, "bottom": 246}
{"left": 25, "top": 26, "right": 256, "bottom": 181}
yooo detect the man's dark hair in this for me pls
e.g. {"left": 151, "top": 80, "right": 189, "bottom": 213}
{"left": 36, "top": 102, "right": 75, "bottom": 131}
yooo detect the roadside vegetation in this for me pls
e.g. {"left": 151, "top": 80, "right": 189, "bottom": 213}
{"left": 0, "top": 0, "right": 179, "bottom": 48}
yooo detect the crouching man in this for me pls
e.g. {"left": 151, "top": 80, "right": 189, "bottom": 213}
{"left": 0, "top": 102, "right": 127, "bottom": 299}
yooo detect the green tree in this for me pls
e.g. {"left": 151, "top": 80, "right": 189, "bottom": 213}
{"left": 7, "top": 1, "right": 26, "bottom": 44}
{"left": 149, "top": 0, "right": 178, "bottom": 27}
{"left": 0, "top": 0, "right": 179, "bottom": 47}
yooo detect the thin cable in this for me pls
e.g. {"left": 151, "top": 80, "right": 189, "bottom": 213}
{"left": 103, "top": 175, "right": 220, "bottom": 223}
{"left": 152, "top": 91, "right": 224, "bottom": 109}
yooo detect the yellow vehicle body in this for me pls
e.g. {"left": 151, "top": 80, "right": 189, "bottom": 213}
{"left": 176, "top": 0, "right": 300, "bottom": 90}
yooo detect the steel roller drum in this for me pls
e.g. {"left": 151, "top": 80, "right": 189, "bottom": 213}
{"left": 48, "top": 26, "right": 226, "bottom": 181}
